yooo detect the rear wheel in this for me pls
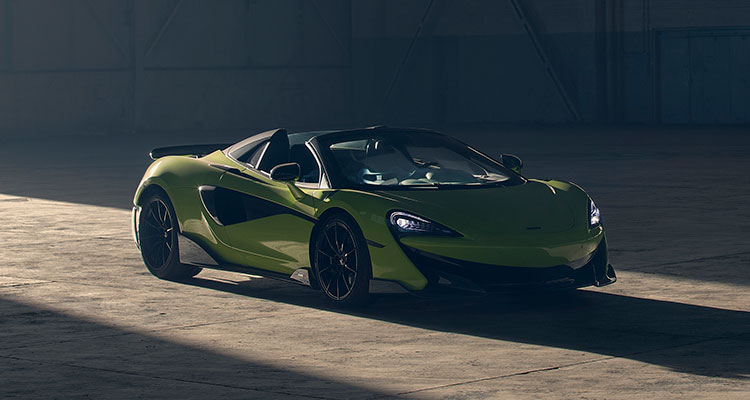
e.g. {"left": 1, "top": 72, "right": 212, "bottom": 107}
{"left": 139, "top": 192, "right": 201, "bottom": 280}
{"left": 313, "top": 214, "right": 371, "bottom": 306}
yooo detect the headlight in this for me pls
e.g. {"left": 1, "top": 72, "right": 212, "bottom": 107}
{"left": 589, "top": 198, "right": 601, "bottom": 228}
{"left": 387, "top": 211, "right": 460, "bottom": 237}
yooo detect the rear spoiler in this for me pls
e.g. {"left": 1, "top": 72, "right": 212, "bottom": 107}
{"left": 150, "top": 143, "right": 232, "bottom": 160}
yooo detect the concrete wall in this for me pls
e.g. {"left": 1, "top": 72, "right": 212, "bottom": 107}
{"left": 0, "top": 0, "right": 748, "bottom": 137}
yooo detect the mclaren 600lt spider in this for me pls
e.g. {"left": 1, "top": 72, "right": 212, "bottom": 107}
{"left": 133, "top": 127, "right": 616, "bottom": 305}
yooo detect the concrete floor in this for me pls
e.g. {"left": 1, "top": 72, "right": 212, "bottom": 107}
{"left": 0, "top": 126, "right": 748, "bottom": 399}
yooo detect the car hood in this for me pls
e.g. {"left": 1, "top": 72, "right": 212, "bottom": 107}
{"left": 375, "top": 180, "right": 586, "bottom": 240}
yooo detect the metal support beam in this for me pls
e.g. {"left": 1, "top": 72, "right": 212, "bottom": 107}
{"left": 606, "top": 0, "right": 624, "bottom": 122}
{"left": 382, "top": 0, "right": 437, "bottom": 108}
{"left": 594, "top": 0, "right": 625, "bottom": 122}
{"left": 595, "top": 0, "right": 607, "bottom": 121}
{"left": 128, "top": 0, "right": 143, "bottom": 134}
{"left": 311, "top": 0, "right": 349, "bottom": 61}
{"left": 82, "top": 0, "right": 129, "bottom": 62}
{"left": 145, "top": 0, "right": 184, "bottom": 58}
{"left": 1, "top": 0, "right": 13, "bottom": 72}
{"left": 509, "top": 0, "right": 581, "bottom": 121}
{"left": 607, "top": 0, "right": 625, "bottom": 122}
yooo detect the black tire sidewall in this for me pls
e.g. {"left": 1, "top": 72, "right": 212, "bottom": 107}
{"left": 314, "top": 213, "right": 371, "bottom": 305}
{"left": 139, "top": 192, "right": 185, "bottom": 280}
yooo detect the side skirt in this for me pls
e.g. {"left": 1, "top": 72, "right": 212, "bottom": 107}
{"left": 369, "top": 279, "right": 410, "bottom": 294}
{"left": 179, "top": 234, "right": 411, "bottom": 295}
{"left": 177, "top": 234, "right": 313, "bottom": 287}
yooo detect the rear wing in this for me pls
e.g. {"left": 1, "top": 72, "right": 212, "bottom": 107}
{"left": 149, "top": 143, "right": 232, "bottom": 160}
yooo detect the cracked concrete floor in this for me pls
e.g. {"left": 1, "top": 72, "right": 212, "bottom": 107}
{"left": 0, "top": 126, "right": 749, "bottom": 399}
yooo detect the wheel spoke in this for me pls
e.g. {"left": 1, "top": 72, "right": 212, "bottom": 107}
{"left": 144, "top": 239, "right": 157, "bottom": 264}
{"left": 164, "top": 209, "right": 172, "bottom": 229}
{"left": 142, "top": 237, "right": 161, "bottom": 252}
{"left": 324, "top": 273, "right": 334, "bottom": 292}
{"left": 342, "top": 232, "right": 353, "bottom": 252}
{"left": 338, "top": 227, "right": 347, "bottom": 254}
{"left": 159, "top": 203, "right": 167, "bottom": 223}
{"left": 148, "top": 251, "right": 158, "bottom": 267}
{"left": 154, "top": 202, "right": 162, "bottom": 222}
{"left": 317, "top": 249, "right": 335, "bottom": 259}
{"left": 324, "top": 231, "right": 338, "bottom": 255}
{"left": 143, "top": 219, "right": 163, "bottom": 231}
{"left": 341, "top": 272, "right": 351, "bottom": 292}
{"left": 148, "top": 207, "right": 161, "bottom": 227}
{"left": 159, "top": 243, "right": 167, "bottom": 265}
{"left": 334, "top": 226, "right": 339, "bottom": 253}
{"left": 342, "top": 263, "right": 356, "bottom": 274}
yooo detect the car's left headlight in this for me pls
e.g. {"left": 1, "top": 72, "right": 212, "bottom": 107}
{"left": 589, "top": 198, "right": 601, "bottom": 228}
{"left": 387, "top": 211, "right": 461, "bottom": 237}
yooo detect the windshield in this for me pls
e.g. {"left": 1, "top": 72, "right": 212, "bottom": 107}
{"left": 320, "top": 131, "right": 523, "bottom": 188}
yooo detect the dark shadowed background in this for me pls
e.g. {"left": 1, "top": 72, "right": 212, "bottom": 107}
{"left": 0, "top": 0, "right": 748, "bottom": 137}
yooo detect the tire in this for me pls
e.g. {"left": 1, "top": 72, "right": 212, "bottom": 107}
{"left": 313, "top": 213, "right": 372, "bottom": 306}
{"left": 138, "top": 191, "right": 201, "bottom": 280}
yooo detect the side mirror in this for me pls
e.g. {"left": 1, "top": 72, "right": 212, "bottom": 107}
{"left": 270, "top": 162, "right": 301, "bottom": 182}
{"left": 500, "top": 154, "right": 523, "bottom": 173}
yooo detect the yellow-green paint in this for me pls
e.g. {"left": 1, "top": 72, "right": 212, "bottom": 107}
{"left": 134, "top": 150, "right": 608, "bottom": 293}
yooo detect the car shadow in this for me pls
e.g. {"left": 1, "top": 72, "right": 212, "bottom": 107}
{"left": 0, "top": 296, "right": 391, "bottom": 399}
{"left": 183, "top": 276, "right": 750, "bottom": 380}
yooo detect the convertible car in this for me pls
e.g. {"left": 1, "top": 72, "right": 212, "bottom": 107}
{"left": 132, "top": 126, "right": 616, "bottom": 305}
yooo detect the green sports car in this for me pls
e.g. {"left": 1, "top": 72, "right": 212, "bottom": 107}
{"left": 132, "top": 126, "right": 616, "bottom": 305}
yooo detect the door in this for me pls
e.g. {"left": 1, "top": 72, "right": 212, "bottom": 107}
{"left": 216, "top": 130, "right": 318, "bottom": 275}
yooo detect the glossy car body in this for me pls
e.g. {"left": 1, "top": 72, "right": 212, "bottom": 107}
{"left": 132, "top": 127, "right": 616, "bottom": 298}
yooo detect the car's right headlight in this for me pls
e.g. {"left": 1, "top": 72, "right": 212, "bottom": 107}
{"left": 387, "top": 211, "right": 461, "bottom": 237}
{"left": 589, "top": 198, "right": 601, "bottom": 228}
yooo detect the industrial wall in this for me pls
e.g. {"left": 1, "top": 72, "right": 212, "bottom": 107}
{"left": 0, "top": 0, "right": 748, "bottom": 136}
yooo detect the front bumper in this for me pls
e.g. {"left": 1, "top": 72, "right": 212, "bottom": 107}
{"left": 400, "top": 238, "right": 616, "bottom": 294}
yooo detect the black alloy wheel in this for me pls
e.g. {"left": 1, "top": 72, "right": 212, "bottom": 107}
{"left": 139, "top": 192, "right": 201, "bottom": 280}
{"left": 314, "top": 214, "right": 371, "bottom": 305}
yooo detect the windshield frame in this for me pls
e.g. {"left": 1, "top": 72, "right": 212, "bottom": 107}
{"left": 311, "top": 130, "right": 526, "bottom": 190}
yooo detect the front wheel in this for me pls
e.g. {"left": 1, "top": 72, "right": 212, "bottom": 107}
{"left": 313, "top": 214, "right": 372, "bottom": 306}
{"left": 138, "top": 192, "right": 201, "bottom": 280}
